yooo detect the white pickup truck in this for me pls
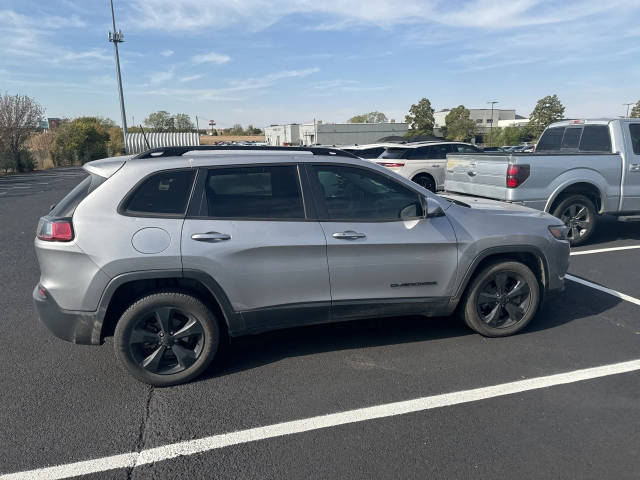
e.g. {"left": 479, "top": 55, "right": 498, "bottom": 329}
{"left": 444, "top": 118, "right": 640, "bottom": 245}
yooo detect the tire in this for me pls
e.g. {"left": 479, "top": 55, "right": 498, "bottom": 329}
{"left": 461, "top": 261, "right": 540, "bottom": 337}
{"left": 551, "top": 194, "right": 597, "bottom": 246}
{"left": 114, "top": 291, "right": 220, "bottom": 387}
{"left": 412, "top": 174, "right": 436, "bottom": 192}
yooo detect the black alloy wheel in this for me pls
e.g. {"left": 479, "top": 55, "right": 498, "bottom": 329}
{"left": 114, "top": 292, "right": 219, "bottom": 386}
{"left": 476, "top": 271, "right": 532, "bottom": 329}
{"left": 461, "top": 261, "right": 540, "bottom": 337}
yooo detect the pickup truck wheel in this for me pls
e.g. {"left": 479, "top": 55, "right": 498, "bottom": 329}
{"left": 551, "top": 194, "right": 597, "bottom": 246}
{"left": 462, "top": 261, "right": 540, "bottom": 337}
{"left": 412, "top": 174, "right": 436, "bottom": 192}
{"left": 114, "top": 292, "right": 219, "bottom": 387}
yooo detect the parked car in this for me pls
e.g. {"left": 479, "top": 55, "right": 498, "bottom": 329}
{"left": 482, "top": 147, "right": 506, "bottom": 152}
{"left": 445, "top": 119, "right": 640, "bottom": 245}
{"left": 375, "top": 142, "right": 481, "bottom": 191}
{"left": 34, "top": 145, "right": 569, "bottom": 386}
{"left": 341, "top": 143, "right": 401, "bottom": 159}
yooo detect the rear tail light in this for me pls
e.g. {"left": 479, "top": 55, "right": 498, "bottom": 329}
{"left": 376, "top": 162, "right": 405, "bottom": 168}
{"left": 506, "top": 164, "right": 530, "bottom": 188}
{"left": 37, "top": 218, "right": 74, "bottom": 242}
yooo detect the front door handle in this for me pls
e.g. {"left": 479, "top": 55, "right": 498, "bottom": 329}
{"left": 191, "top": 232, "right": 231, "bottom": 242}
{"left": 630, "top": 163, "right": 640, "bottom": 172}
{"left": 332, "top": 231, "right": 366, "bottom": 240}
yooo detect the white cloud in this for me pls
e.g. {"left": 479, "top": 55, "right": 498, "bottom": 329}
{"left": 179, "top": 74, "right": 204, "bottom": 82}
{"left": 192, "top": 51, "right": 231, "bottom": 64}
{"left": 149, "top": 67, "right": 175, "bottom": 85}
{"left": 160, "top": 49, "right": 174, "bottom": 57}
{"left": 128, "top": 0, "right": 640, "bottom": 32}
{"left": 141, "top": 67, "right": 319, "bottom": 100}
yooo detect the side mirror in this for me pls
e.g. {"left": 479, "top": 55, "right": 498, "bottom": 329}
{"left": 425, "top": 197, "right": 445, "bottom": 218}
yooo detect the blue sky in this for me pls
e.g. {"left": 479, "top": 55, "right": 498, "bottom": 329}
{"left": 1, "top": 0, "right": 639, "bottom": 129}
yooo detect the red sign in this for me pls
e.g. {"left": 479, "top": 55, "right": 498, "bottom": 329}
{"left": 209, "top": 120, "right": 216, "bottom": 125}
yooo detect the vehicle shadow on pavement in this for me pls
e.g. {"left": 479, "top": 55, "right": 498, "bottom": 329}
{"left": 585, "top": 215, "right": 640, "bottom": 246}
{"left": 199, "top": 280, "right": 621, "bottom": 381}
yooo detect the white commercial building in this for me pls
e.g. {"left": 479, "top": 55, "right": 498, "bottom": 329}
{"left": 434, "top": 108, "right": 527, "bottom": 134}
{"left": 265, "top": 121, "right": 408, "bottom": 146}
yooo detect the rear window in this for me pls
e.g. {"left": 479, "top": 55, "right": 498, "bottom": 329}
{"left": 50, "top": 173, "right": 105, "bottom": 218}
{"left": 629, "top": 124, "right": 640, "bottom": 154}
{"left": 357, "top": 147, "right": 385, "bottom": 159}
{"left": 123, "top": 169, "right": 195, "bottom": 216}
{"left": 561, "top": 127, "right": 582, "bottom": 149}
{"left": 204, "top": 165, "right": 304, "bottom": 219}
{"left": 380, "top": 148, "right": 408, "bottom": 159}
{"left": 536, "top": 127, "right": 565, "bottom": 151}
{"left": 579, "top": 125, "right": 611, "bottom": 152}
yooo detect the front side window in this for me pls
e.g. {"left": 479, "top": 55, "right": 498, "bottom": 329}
{"left": 204, "top": 165, "right": 304, "bottom": 219}
{"left": 628, "top": 124, "right": 640, "bottom": 155}
{"left": 123, "top": 170, "right": 195, "bottom": 215}
{"left": 312, "top": 165, "right": 423, "bottom": 221}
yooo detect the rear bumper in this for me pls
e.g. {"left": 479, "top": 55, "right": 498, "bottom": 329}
{"left": 33, "top": 285, "right": 101, "bottom": 345}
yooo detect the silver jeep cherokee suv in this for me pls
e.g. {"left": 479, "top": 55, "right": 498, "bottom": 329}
{"left": 33, "top": 146, "right": 569, "bottom": 386}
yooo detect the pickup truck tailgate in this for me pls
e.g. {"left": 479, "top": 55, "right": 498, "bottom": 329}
{"left": 445, "top": 153, "right": 510, "bottom": 200}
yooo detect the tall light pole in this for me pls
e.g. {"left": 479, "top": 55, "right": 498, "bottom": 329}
{"left": 108, "top": 0, "right": 127, "bottom": 152}
{"left": 487, "top": 101, "right": 498, "bottom": 146}
{"left": 623, "top": 103, "right": 634, "bottom": 118}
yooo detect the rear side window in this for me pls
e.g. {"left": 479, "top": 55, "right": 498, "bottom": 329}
{"left": 561, "top": 127, "right": 582, "bottom": 149}
{"left": 629, "top": 124, "right": 640, "bottom": 154}
{"left": 50, "top": 173, "right": 105, "bottom": 218}
{"left": 536, "top": 127, "right": 565, "bottom": 151}
{"left": 452, "top": 144, "right": 480, "bottom": 153}
{"left": 123, "top": 170, "right": 195, "bottom": 216}
{"left": 579, "top": 125, "right": 611, "bottom": 152}
{"left": 204, "top": 165, "right": 304, "bottom": 219}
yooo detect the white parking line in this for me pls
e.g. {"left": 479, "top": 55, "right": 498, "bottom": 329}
{"left": 571, "top": 245, "right": 640, "bottom": 256}
{"left": 566, "top": 274, "right": 640, "bottom": 306}
{"left": 2, "top": 359, "right": 639, "bottom": 480}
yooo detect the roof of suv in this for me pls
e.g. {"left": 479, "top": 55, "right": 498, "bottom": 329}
{"left": 133, "top": 145, "right": 359, "bottom": 159}
{"left": 385, "top": 141, "right": 476, "bottom": 149}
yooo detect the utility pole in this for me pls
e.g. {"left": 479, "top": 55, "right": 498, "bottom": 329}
{"left": 487, "top": 101, "right": 498, "bottom": 146}
{"left": 108, "top": 0, "right": 128, "bottom": 152}
{"left": 623, "top": 103, "right": 633, "bottom": 118}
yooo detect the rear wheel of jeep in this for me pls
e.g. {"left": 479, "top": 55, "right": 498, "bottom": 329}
{"left": 114, "top": 292, "right": 219, "bottom": 386}
{"left": 461, "top": 261, "right": 540, "bottom": 337}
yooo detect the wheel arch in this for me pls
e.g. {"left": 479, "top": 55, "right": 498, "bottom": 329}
{"left": 544, "top": 177, "right": 606, "bottom": 214}
{"left": 97, "top": 269, "right": 242, "bottom": 343}
{"left": 453, "top": 246, "right": 548, "bottom": 306}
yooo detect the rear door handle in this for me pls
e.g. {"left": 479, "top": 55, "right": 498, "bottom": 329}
{"left": 467, "top": 171, "right": 477, "bottom": 177}
{"left": 630, "top": 163, "right": 640, "bottom": 172}
{"left": 332, "top": 231, "right": 366, "bottom": 240}
{"left": 191, "top": 232, "right": 231, "bottom": 242}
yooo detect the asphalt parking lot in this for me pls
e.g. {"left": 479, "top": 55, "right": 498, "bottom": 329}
{"left": 1, "top": 169, "right": 639, "bottom": 479}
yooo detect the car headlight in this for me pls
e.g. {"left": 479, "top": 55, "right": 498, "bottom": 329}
{"left": 548, "top": 225, "right": 569, "bottom": 240}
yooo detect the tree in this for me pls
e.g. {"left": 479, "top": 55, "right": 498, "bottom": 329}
{"left": 144, "top": 110, "right": 175, "bottom": 131}
{"left": 245, "top": 124, "right": 262, "bottom": 135}
{"left": 174, "top": 113, "right": 195, "bottom": 131}
{"left": 0, "top": 93, "right": 44, "bottom": 172}
{"left": 51, "top": 117, "right": 110, "bottom": 166}
{"left": 443, "top": 105, "right": 476, "bottom": 142}
{"left": 107, "top": 126, "right": 124, "bottom": 156}
{"left": 229, "top": 124, "right": 244, "bottom": 135}
{"left": 405, "top": 98, "right": 434, "bottom": 136}
{"left": 630, "top": 100, "right": 640, "bottom": 118}
{"left": 348, "top": 111, "right": 388, "bottom": 123}
{"left": 528, "top": 95, "right": 565, "bottom": 138}
{"left": 28, "top": 131, "right": 55, "bottom": 169}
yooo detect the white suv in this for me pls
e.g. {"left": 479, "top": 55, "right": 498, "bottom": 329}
{"left": 375, "top": 142, "right": 480, "bottom": 191}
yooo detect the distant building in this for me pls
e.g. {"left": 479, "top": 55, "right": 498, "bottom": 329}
{"left": 39, "top": 118, "right": 62, "bottom": 131}
{"left": 265, "top": 121, "right": 408, "bottom": 146}
{"left": 434, "top": 109, "right": 527, "bottom": 134}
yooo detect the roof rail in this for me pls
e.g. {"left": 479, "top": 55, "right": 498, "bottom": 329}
{"left": 133, "top": 145, "right": 360, "bottom": 159}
